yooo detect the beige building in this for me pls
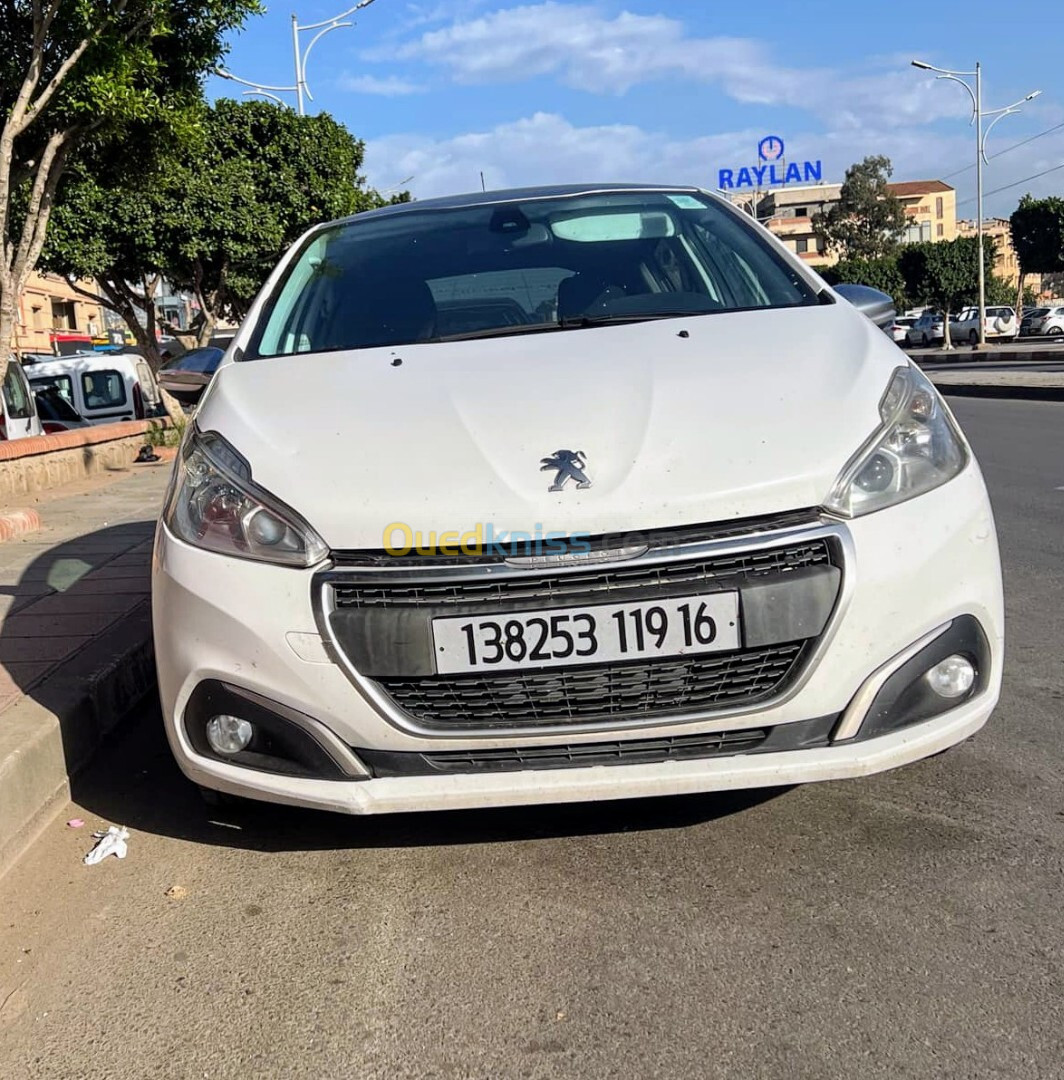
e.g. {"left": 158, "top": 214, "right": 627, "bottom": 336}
{"left": 730, "top": 179, "right": 958, "bottom": 267}
{"left": 957, "top": 218, "right": 1020, "bottom": 287}
{"left": 12, "top": 271, "right": 106, "bottom": 355}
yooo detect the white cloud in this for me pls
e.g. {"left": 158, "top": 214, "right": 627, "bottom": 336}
{"left": 338, "top": 73, "right": 427, "bottom": 95}
{"left": 369, "top": 3, "right": 971, "bottom": 128}
{"left": 363, "top": 110, "right": 1064, "bottom": 217}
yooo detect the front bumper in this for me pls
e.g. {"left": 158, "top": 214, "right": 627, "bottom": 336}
{"left": 152, "top": 463, "right": 1003, "bottom": 814}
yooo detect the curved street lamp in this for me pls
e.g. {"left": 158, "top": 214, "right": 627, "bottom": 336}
{"left": 911, "top": 59, "right": 1042, "bottom": 346}
{"left": 216, "top": 0, "right": 380, "bottom": 116}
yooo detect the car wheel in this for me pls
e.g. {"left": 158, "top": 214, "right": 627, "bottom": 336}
{"left": 1048, "top": 326, "right": 1063, "bottom": 336}
{"left": 968, "top": 329, "right": 978, "bottom": 345}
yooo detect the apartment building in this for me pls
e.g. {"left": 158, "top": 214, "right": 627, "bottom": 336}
{"left": 730, "top": 179, "right": 958, "bottom": 267}
{"left": 957, "top": 218, "right": 1020, "bottom": 287}
{"left": 12, "top": 271, "right": 106, "bottom": 355}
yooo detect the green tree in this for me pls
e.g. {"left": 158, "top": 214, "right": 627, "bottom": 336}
{"left": 820, "top": 255, "right": 908, "bottom": 312}
{"left": 0, "top": 0, "right": 261, "bottom": 382}
{"left": 984, "top": 274, "right": 1034, "bottom": 308}
{"left": 1009, "top": 194, "right": 1064, "bottom": 309}
{"left": 43, "top": 100, "right": 401, "bottom": 365}
{"left": 898, "top": 236, "right": 997, "bottom": 349}
{"left": 812, "top": 156, "right": 908, "bottom": 261}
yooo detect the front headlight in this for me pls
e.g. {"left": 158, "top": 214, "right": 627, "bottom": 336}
{"left": 824, "top": 364, "right": 968, "bottom": 518}
{"left": 164, "top": 428, "right": 328, "bottom": 567}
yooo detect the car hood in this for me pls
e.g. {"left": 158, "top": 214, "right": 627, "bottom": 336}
{"left": 198, "top": 304, "right": 901, "bottom": 550}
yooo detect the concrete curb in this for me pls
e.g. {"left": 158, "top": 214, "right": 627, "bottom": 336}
{"left": 931, "top": 382, "right": 1064, "bottom": 402}
{"left": 911, "top": 345, "right": 1064, "bottom": 363}
{"left": 0, "top": 602, "right": 155, "bottom": 877}
{"left": 0, "top": 508, "right": 41, "bottom": 542}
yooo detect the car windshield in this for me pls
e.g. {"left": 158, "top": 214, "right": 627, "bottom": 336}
{"left": 249, "top": 190, "right": 820, "bottom": 357}
{"left": 161, "top": 347, "right": 224, "bottom": 374}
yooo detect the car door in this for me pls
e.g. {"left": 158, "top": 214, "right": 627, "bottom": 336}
{"left": 1, "top": 361, "right": 44, "bottom": 439}
{"left": 79, "top": 367, "right": 135, "bottom": 423}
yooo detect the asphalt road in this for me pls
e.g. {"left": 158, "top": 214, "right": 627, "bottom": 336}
{"left": 1, "top": 398, "right": 1062, "bottom": 1080}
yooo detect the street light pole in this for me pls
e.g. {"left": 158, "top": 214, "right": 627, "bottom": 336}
{"left": 292, "top": 14, "right": 305, "bottom": 116}
{"left": 218, "top": 1, "right": 380, "bottom": 116}
{"left": 911, "top": 59, "right": 1041, "bottom": 348}
{"left": 975, "top": 62, "right": 985, "bottom": 346}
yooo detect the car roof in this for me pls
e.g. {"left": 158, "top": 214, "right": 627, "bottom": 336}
{"left": 339, "top": 183, "right": 706, "bottom": 227}
{"left": 26, "top": 352, "right": 146, "bottom": 377}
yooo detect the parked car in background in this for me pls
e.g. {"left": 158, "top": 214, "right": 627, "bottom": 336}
{"left": 952, "top": 306, "right": 1018, "bottom": 344}
{"left": 33, "top": 385, "right": 91, "bottom": 433}
{"left": 891, "top": 315, "right": 917, "bottom": 344}
{"left": 153, "top": 183, "right": 1002, "bottom": 819}
{"left": 1022, "top": 305, "right": 1064, "bottom": 336}
{"left": 1, "top": 361, "right": 44, "bottom": 440}
{"left": 27, "top": 352, "right": 162, "bottom": 425}
{"left": 905, "top": 312, "right": 945, "bottom": 346}
{"left": 157, "top": 346, "right": 224, "bottom": 407}
{"left": 1019, "top": 308, "right": 1049, "bottom": 336}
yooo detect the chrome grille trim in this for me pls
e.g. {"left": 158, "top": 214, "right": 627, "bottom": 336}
{"left": 331, "top": 540, "right": 831, "bottom": 610}
{"left": 312, "top": 521, "right": 855, "bottom": 740}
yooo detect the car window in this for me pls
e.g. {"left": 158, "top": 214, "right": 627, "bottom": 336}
{"left": 34, "top": 387, "right": 83, "bottom": 423}
{"left": 3, "top": 364, "right": 34, "bottom": 420}
{"left": 249, "top": 191, "right": 819, "bottom": 357}
{"left": 28, "top": 373, "right": 74, "bottom": 404}
{"left": 161, "top": 347, "right": 224, "bottom": 375}
{"left": 81, "top": 370, "right": 127, "bottom": 409}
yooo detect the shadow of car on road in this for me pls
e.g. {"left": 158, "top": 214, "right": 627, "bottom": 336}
{"left": 70, "top": 697, "right": 795, "bottom": 853}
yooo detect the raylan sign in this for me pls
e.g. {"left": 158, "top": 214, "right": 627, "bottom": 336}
{"left": 718, "top": 135, "right": 823, "bottom": 190}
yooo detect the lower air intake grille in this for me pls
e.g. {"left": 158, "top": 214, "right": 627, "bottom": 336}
{"left": 360, "top": 727, "right": 771, "bottom": 775}
{"left": 375, "top": 641, "right": 805, "bottom": 730}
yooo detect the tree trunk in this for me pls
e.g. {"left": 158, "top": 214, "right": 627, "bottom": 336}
{"left": 0, "top": 282, "right": 17, "bottom": 385}
{"left": 942, "top": 308, "right": 953, "bottom": 350}
{"left": 1016, "top": 270, "right": 1025, "bottom": 322}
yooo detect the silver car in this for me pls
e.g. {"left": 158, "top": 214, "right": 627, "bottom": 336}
{"left": 905, "top": 312, "right": 944, "bottom": 347}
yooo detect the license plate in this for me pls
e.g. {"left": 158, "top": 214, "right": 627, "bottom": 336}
{"left": 431, "top": 591, "right": 740, "bottom": 674}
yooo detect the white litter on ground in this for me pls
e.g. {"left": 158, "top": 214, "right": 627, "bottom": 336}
{"left": 84, "top": 826, "right": 130, "bottom": 865}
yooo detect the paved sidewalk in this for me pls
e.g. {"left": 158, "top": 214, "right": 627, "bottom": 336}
{"left": 0, "top": 465, "right": 171, "bottom": 872}
{"left": 923, "top": 360, "right": 1064, "bottom": 401}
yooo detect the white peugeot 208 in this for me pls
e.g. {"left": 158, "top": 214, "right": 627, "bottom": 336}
{"left": 152, "top": 184, "right": 1003, "bottom": 815}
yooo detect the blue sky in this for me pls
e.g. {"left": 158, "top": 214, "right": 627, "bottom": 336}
{"left": 207, "top": 0, "right": 1064, "bottom": 216}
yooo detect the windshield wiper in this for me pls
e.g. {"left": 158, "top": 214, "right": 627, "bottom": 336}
{"left": 434, "top": 322, "right": 570, "bottom": 342}
{"left": 433, "top": 309, "right": 717, "bottom": 343}
{"left": 558, "top": 310, "right": 716, "bottom": 328}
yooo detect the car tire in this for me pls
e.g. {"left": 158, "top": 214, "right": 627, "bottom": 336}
{"left": 968, "top": 330, "right": 978, "bottom": 345}
{"left": 1048, "top": 326, "right": 1063, "bottom": 336}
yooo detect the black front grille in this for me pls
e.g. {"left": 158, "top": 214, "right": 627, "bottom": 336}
{"left": 360, "top": 728, "right": 771, "bottom": 775}
{"left": 330, "top": 508, "right": 822, "bottom": 568}
{"left": 375, "top": 642, "right": 805, "bottom": 729}
{"left": 335, "top": 539, "right": 832, "bottom": 610}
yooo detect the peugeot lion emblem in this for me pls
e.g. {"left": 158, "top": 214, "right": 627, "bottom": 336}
{"left": 541, "top": 449, "right": 591, "bottom": 492}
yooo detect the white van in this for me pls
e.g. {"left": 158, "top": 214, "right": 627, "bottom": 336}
{"left": 26, "top": 352, "right": 161, "bottom": 425}
{"left": 1, "top": 360, "right": 44, "bottom": 440}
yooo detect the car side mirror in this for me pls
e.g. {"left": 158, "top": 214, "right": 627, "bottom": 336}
{"left": 833, "top": 284, "right": 896, "bottom": 332}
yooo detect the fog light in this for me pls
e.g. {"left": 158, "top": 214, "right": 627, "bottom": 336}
{"left": 205, "top": 714, "right": 254, "bottom": 754}
{"left": 925, "top": 655, "right": 975, "bottom": 699}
